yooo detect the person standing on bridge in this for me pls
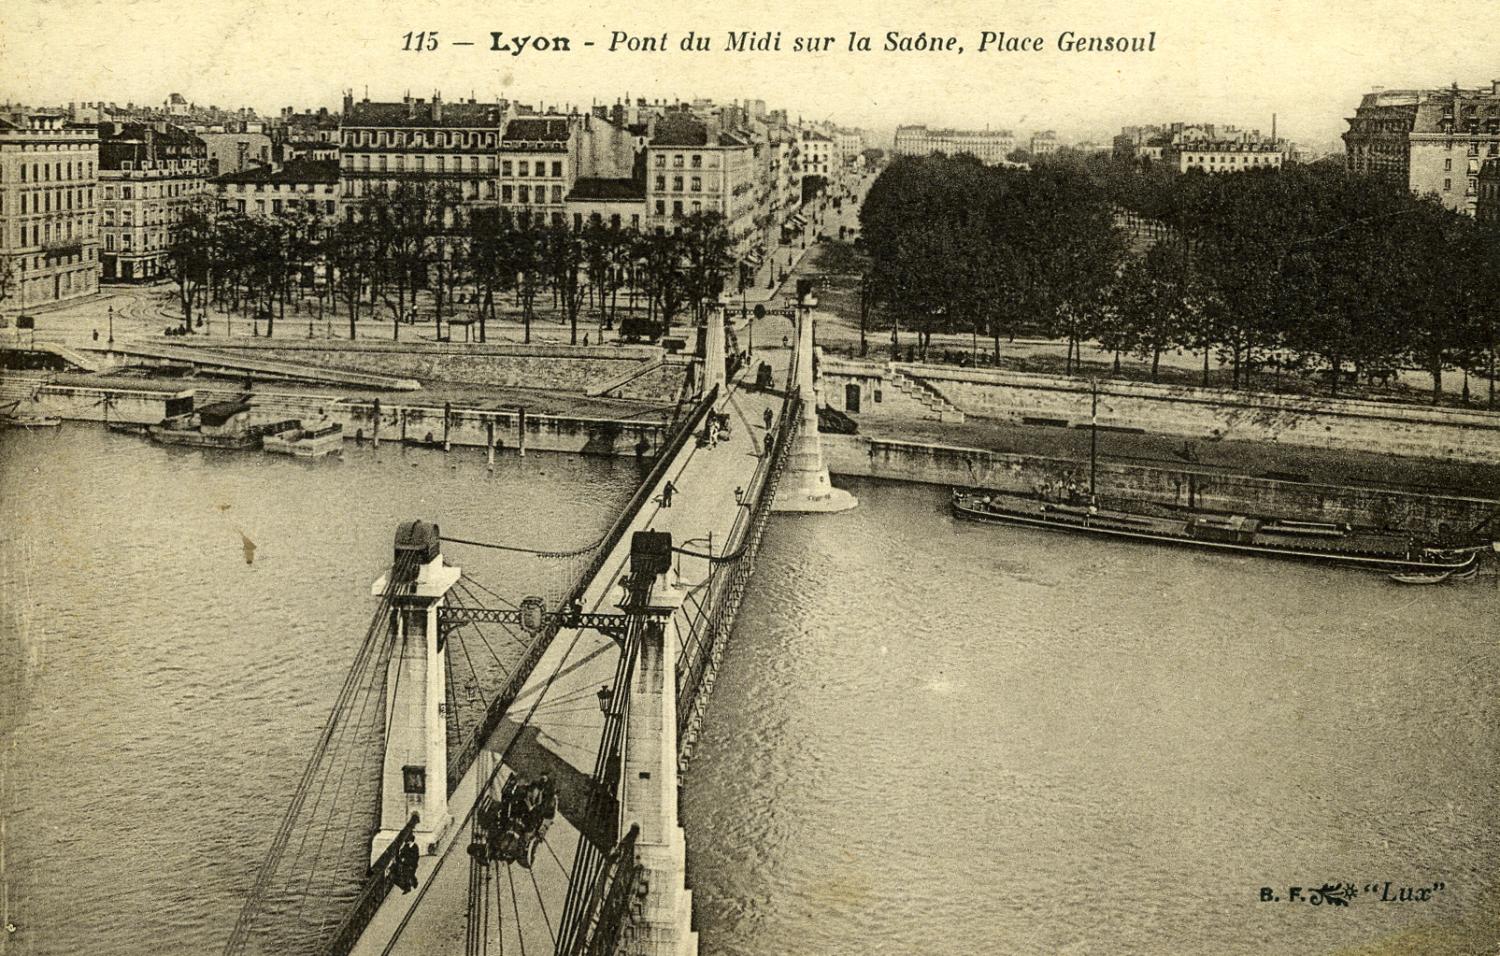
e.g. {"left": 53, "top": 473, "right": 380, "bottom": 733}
{"left": 661, "top": 480, "right": 676, "bottom": 509}
{"left": 763, "top": 408, "right": 774, "bottom": 431}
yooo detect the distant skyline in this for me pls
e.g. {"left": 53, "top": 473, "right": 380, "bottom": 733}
{"left": 3, "top": 0, "right": 1497, "bottom": 149}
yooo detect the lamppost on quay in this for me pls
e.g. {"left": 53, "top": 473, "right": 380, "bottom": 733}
{"left": 107, "top": 305, "right": 114, "bottom": 345}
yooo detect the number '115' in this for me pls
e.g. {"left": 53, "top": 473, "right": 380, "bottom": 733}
{"left": 403, "top": 31, "right": 439, "bottom": 51}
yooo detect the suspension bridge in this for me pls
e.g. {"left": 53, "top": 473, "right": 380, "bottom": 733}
{"left": 222, "top": 295, "right": 855, "bottom": 956}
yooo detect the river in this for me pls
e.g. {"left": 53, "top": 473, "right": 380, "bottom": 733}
{"left": 2, "top": 433, "right": 1497, "bottom": 956}
{"left": 0, "top": 425, "right": 638, "bottom": 956}
{"left": 682, "top": 477, "right": 1500, "bottom": 956}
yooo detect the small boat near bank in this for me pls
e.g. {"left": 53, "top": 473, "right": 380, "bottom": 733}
{"left": 951, "top": 489, "right": 1484, "bottom": 577}
{"left": 262, "top": 422, "right": 343, "bottom": 458}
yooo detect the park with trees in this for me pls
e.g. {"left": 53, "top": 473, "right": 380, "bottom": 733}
{"left": 164, "top": 181, "right": 736, "bottom": 346}
{"left": 856, "top": 152, "right": 1500, "bottom": 407}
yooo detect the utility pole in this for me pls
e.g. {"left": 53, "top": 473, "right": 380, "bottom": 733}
{"left": 1088, "top": 380, "right": 1099, "bottom": 502}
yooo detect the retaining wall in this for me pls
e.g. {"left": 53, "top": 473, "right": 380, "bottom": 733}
{"left": 823, "top": 434, "right": 1500, "bottom": 537}
{"left": 818, "top": 359, "right": 1500, "bottom": 465}
{"left": 198, "top": 340, "right": 672, "bottom": 398}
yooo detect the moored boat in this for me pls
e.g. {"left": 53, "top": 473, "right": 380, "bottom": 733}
{"left": 951, "top": 489, "right": 1483, "bottom": 576}
{"left": 262, "top": 422, "right": 343, "bottom": 458}
{"left": 1, "top": 413, "right": 62, "bottom": 429}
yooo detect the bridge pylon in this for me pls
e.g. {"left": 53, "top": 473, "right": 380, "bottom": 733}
{"left": 369, "top": 519, "right": 459, "bottom": 862}
{"left": 772, "top": 295, "right": 857, "bottom": 513}
{"left": 618, "top": 532, "right": 699, "bottom": 956}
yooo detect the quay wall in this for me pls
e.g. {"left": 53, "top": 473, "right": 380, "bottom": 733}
{"left": 823, "top": 435, "right": 1500, "bottom": 537}
{"left": 190, "top": 340, "right": 687, "bottom": 400}
{"left": 819, "top": 359, "right": 1500, "bottom": 466}
{"left": 0, "top": 377, "right": 189, "bottom": 424}
{"left": 239, "top": 391, "right": 668, "bottom": 458}
{"left": 0, "top": 376, "right": 667, "bottom": 457}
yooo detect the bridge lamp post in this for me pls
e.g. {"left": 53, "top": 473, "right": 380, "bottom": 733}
{"left": 107, "top": 305, "right": 114, "bottom": 346}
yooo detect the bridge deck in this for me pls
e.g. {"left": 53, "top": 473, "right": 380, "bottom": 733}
{"left": 349, "top": 345, "right": 792, "bottom": 956}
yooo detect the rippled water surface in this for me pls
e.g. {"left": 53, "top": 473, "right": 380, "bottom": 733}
{"left": 0, "top": 425, "right": 637, "bottom": 956}
{"left": 683, "top": 477, "right": 1500, "bottom": 956}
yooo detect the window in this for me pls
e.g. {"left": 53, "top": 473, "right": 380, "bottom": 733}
{"left": 1444, "top": 178, "right": 1452, "bottom": 191}
{"left": 691, "top": 177, "right": 701, "bottom": 192}
{"left": 673, "top": 176, "right": 683, "bottom": 191}
{"left": 551, "top": 161, "right": 562, "bottom": 177}
{"left": 673, "top": 155, "right": 684, "bottom": 168}
{"left": 551, "top": 185, "right": 562, "bottom": 204}
{"left": 502, "top": 160, "right": 512, "bottom": 176}
{"left": 673, "top": 200, "right": 683, "bottom": 217}
{"left": 654, "top": 155, "right": 665, "bottom": 167}
{"left": 655, "top": 200, "right": 665, "bottom": 215}
{"left": 519, "top": 161, "right": 529, "bottom": 176}
{"left": 519, "top": 185, "right": 530, "bottom": 203}
{"left": 502, "top": 184, "right": 513, "bottom": 202}
{"left": 691, "top": 154, "right": 702, "bottom": 168}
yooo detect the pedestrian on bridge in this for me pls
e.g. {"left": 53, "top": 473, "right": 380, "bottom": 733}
{"left": 661, "top": 480, "right": 676, "bottom": 508}
{"left": 763, "top": 408, "right": 774, "bottom": 431}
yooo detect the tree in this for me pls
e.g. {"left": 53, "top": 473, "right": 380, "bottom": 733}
{"left": 1107, "top": 242, "right": 1192, "bottom": 381}
{"left": 166, "top": 205, "right": 215, "bottom": 333}
{"left": 545, "top": 222, "right": 587, "bottom": 345}
{"left": 329, "top": 219, "right": 374, "bottom": 339}
{"left": 679, "top": 211, "right": 733, "bottom": 324}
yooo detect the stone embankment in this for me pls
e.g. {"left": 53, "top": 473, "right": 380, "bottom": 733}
{"left": 819, "top": 358, "right": 1500, "bottom": 466}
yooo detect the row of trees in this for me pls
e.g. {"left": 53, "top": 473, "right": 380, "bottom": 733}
{"left": 167, "top": 182, "right": 737, "bottom": 344}
{"left": 859, "top": 153, "right": 1500, "bottom": 404}
{"left": 860, "top": 155, "right": 1122, "bottom": 372}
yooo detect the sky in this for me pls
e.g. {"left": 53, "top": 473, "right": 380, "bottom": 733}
{"left": 2, "top": 0, "right": 1497, "bottom": 148}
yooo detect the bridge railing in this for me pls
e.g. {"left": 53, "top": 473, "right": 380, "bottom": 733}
{"left": 676, "top": 389, "right": 801, "bottom": 749}
{"left": 442, "top": 385, "right": 720, "bottom": 798}
{"left": 323, "top": 812, "right": 419, "bottom": 956}
{"left": 314, "top": 388, "right": 719, "bottom": 956}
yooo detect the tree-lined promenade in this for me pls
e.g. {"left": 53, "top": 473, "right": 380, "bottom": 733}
{"left": 164, "top": 182, "right": 736, "bottom": 346}
{"left": 858, "top": 154, "right": 1500, "bottom": 406}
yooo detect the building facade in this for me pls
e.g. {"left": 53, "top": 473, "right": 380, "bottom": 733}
{"left": 564, "top": 177, "right": 646, "bottom": 231}
{"left": 499, "top": 116, "right": 572, "bottom": 225}
{"left": 339, "top": 93, "right": 504, "bottom": 219}
{"left": 198, "top": 131, "right": 272, "bottom": 176}
{"left": 1478, "top": 157, "right": 1500, "bottom": 223}
{"left": 1344, "top": 81, "right": 1500, "bottom": 215}
{"left": 0, "top": 111, "right": 99, "bottom": 309}
{"left": 213, "top": 158, "right": 340, "bottom": 220}
{"left": 97, "top": 121, "right": 210, "bottom": 282}
{"left": 1165, "top": 140, "right": 1285, "bottom": 173}
{"left": 1030, "top": 131, "right": 1059, "bottom": 156}
{"left": 893, "top": 125, "right": 1017, "bottom": 165}
{"left": 645, "top": 112, "right": 760, "bottom": 277}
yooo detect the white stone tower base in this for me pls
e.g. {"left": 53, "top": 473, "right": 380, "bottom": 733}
{"left": 772, "top": 300, "right": 856, "bottom": 514}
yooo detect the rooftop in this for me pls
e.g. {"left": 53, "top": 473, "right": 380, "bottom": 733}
{"left": 567, "top": 177, "right": 646, "bottom": 201}
{"left": 502, "top": 117, "right": 571, "bottom": 143}
{"left": 214, "top": 158, "right": 340, "bottom": 185}
{"left": 344, "top": 98, "right": 505, "bottom": 128}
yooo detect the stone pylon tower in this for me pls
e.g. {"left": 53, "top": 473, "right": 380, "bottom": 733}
{"left": 618, "top": 532, "right": 699, "bottom": 956}
{"left": 771, "top": 296, "right": 857, "bottom": 513}
{"left": 370, "top": 520, "right": 457, "bottom": 861}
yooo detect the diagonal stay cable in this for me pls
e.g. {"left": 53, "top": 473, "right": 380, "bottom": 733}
{"left": 527, "top": 864, "right": 557, "bottom": 952}
{"left": 507, "top": 864, "right": 528, "bottom": 956}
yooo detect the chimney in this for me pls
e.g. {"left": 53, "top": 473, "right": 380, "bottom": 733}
{"left": 433, "top": 91, "right": 443, "bottom": 122}
{"left": 342, "top": 90, "right": 354, "bottom": 116}
{"left": 1493, "top": 79, "right": 1500, "bottom": 96}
